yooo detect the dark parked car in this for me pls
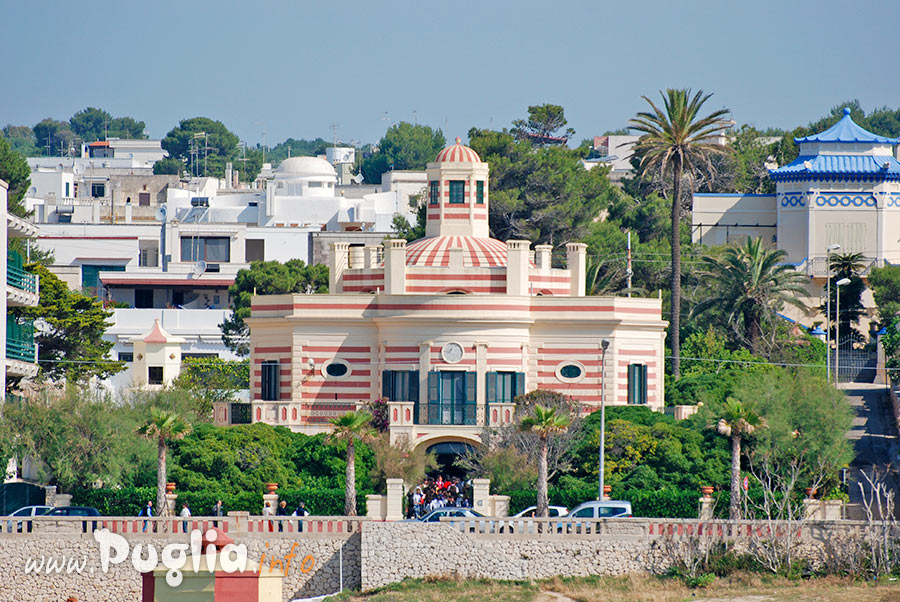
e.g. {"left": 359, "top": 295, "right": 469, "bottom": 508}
{"left": 47, "top": 506, "right": 100, "bottom": 517}
{"left": 47, "top": 506, "right": 100, "bottom": 532}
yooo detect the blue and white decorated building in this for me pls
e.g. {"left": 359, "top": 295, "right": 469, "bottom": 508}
{"left": 693, "top": 108, "right": 900, "bottom": 328}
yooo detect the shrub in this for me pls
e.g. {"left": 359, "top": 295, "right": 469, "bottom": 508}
{"left": 70, "top": 487, "right": 370, "bottom": 516}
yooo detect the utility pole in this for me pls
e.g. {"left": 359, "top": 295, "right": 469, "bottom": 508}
{"left": 598, "top": 339, "right": 610, "bottom": 500}
{"left": 626, "top": 231, "right": 633, "bottom": 297}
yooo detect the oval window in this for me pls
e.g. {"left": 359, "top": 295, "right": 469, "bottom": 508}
{"left": 325, "top": 362, "right": 349, "bottom": 377}
{"left": 555, "top": 361, "right": 587, "bottom": 383}
{"left": 559, "top": 364, "right": 582, "bottom": 379}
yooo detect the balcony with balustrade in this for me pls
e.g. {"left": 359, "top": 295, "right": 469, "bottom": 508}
{"left": 6, "top": 250, "right": 39, "bottom": 307}
{"left": 6, "top": 316, "right": 38, "bottom": 378}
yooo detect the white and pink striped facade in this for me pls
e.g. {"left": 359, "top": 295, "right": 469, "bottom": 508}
{"left": 238, "top": 140, "right": 667, "bottom": 450}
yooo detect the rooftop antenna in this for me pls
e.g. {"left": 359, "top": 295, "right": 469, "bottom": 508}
{"left": 330, "top": 123, "right": 339, "bottom": 149}
{"left": 413, "top": 110, "right": 417, "bottom": 125}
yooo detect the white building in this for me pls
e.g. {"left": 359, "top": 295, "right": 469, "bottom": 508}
{"left": 28, "top": 156, "right": 424, "bottom": 394}
{"left": 2, "top": 180, "right": 40, "bottom": 398}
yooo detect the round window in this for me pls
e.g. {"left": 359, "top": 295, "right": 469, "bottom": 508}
{"left": 325, "top": 362, "right": 349, "bottom": 377}
{"left": 555, "top": 361, "right": 586, "bottom": 383}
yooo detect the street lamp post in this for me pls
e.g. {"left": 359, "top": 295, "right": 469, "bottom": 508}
{"left": 598, "top": 338, "right": 610, "bottom": 501}
{"left": 835, "top": 277, "right": 851, "bottom": 385}
{"left": 825, "top": 244, "right": 841, "bottom": 382}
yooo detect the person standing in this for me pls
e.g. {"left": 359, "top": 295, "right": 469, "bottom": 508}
{"left": 211, "top": 500, "right": 224, "bottom": 528}
{"left": 293, "top": 501, "right": 309, "bottom": 532}
{"left": 138, "top": 501, "right": 153, "bottom": 532}
{"left": 179, "top": 503, "right": 191, "bottom": 533}
{"left": 263, "top": 501, "right": 274, "bottom": 532}
{"left": 276, "top": 500, "right": 289, "bottom": 532}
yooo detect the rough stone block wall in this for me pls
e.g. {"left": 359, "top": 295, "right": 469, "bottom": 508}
{"left": 0, "top": 533, "right": 359, "bottom": 602}
{"left": 360, "top": 522, "right": 665, "bottom": 590}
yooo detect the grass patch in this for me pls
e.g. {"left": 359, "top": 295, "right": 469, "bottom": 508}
{"left": 332, "top": 574, "right": 900, "bottom": 602}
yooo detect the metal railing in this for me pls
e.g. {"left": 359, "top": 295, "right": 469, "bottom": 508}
{"left": 424, "top": 403, "right": 477, "bottom": 426}
{"left": 804, "top": 256, "right": 881, "bottom": 277}
{"left": 6, "top": 251, "right": 36, "bottom": 293}
{"left": 6, "top": 317, "right": 35, "bottom": 363}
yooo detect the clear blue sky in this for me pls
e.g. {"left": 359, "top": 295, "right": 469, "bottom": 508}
{"left": 3, "top": 0, "right": 899, "bottom": 147}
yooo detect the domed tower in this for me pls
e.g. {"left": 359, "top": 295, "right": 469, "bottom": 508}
{"left": 424, "top": 137, "right": 490, "bottom": 238}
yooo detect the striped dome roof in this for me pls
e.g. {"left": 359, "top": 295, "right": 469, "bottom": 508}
{"left": 435, "top": 137, "right": 481, "bottom": 164}
{"left": 406, "top": 236, "right": 509, "bottom": 268}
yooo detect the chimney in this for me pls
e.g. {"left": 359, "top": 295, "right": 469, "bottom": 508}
{"left": 566, "top": 243, "right": 587, "bottom": 297}
{"left": 535, "top": 245, "right": 552, "bottom": 271}
{"left": 384, "top": 239, "right": 407, "bottom": 294}
{"left": 506, "top": 240, "right": 531, "bottom": 296}
{"left": 225, "top": 162, "right": 233, "bottom": 189}
{"left": 330, "top": 242, "right": 349, "bottom": 293}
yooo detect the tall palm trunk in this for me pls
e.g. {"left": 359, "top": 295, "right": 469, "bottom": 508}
{"left": 344, "top": 439, "right": 357, "bottom": 516}
{"left": 157, "top": 437, "right": 167, "bottom": 516}
{"left": 744, "top": 307, "right": 762, "bottom": 354}
{"left": 730, "top": 434, "right": 741, "bottom": 520}
{"left": 536, "top": 436, "right": 549, "bottom": 517}
{"left": 670, "top": 154, "right": 683, "bottom": 379}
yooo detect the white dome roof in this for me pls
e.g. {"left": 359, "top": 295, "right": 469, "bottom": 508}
{"left": 275, "top": 156, "right": 336, "bottom": 179}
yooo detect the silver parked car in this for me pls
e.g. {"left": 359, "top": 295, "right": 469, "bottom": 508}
{"left": 4, "top": 505, "right": 53, "bottom": 532}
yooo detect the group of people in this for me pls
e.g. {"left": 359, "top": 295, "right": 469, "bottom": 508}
{"left": 409, "top": 475, "right": 472, "bottom": 518}
{"left": 137, "top": 499, "right": 227, "bottom": 532}
{"left": 262, "top": 500, "right": 310, "bottom": 531}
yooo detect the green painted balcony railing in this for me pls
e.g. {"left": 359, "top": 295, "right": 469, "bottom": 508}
{"left": 6, "top": 251, "right": 37, "bottom": 294}
{"left": 6, "top": 317, "right": 35, "bottom": 363}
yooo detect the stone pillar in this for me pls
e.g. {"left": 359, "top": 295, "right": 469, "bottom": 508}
{"left": 384, "top": 239, "right": 407, "bottom": 294}
{"left": 349, "top": 245, "right": 365, "bottom": 269}
{"left": 385, "top": 478, "right": 405, "bottom": 521}
{"left": 165, "top": 492, "right": 178, "bottom": 517}
{"left": 506, "top": 240, "right": 530, "bottom": 296}
{"left": 698, "top": 494, "right": 714, "bottom": 520}
{"left": 472, "top": 478, "right": 490, "bottom": 514}
{"left": 802, "top": 497, "right": 820, "bottom": 520}
{"left": 366, "top": 495, "right": 385, "bottom": 521}
{"left": 535, "top": 244, "right": 552, "bottom": 271}
{"left": 330, "top": 242, "right": 349, "bottom": 293}
{"left": 566, "top": 243, "right": 587, "bottom": 297}
{"left": 492, "top": 495, "right": 510, "bottom": 517}
{"left": 227, "top": 511, "right": 249, "bottom": 534}
{"left": 263, "top": 484, "right": 279, "bottom": 516}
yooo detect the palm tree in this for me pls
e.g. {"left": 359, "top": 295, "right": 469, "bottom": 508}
{"left": 136, "top": 407, "right": 192, "bottom": 515}
{"left": 823, "top": 252, "right": 866, "bottom": 340}
{"left": 693, "top": 237, "right": 809, "bottom": 353}
{"left": 629, "top": 89, "right": 733, "bottom": 379}
{"left": 519, "top": 405, "right": 571, "bottom": 517}
{"left": 715, "top": 397, "right": 764, "bottom": 520}
{"left": 329, "top": 410, "right": 375, "bottom": 516}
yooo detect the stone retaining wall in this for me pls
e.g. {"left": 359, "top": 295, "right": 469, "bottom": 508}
{"left": 360, "top": 522, "right": 663, "bottom": 589}
{"left": 0, "top": 520, "right": 360, "bottom": 602}
{"left": 0, "top": 517, "right": 877, "bottom": 600}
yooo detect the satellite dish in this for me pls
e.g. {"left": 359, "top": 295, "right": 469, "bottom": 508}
{"left": 192, "top": 260, "right": 207, "bottom": 277}
{"left": 155, "top": 205, "right": 167, "bottom": 222}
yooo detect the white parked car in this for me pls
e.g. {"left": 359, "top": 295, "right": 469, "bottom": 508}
{"left": 512, "top": 505, "right": 568, "bottom": 518}
{"left": 4, "top": 505, "right": 53, "bottom": 532}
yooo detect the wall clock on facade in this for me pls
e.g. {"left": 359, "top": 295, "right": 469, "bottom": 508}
{"left": 441, "top": 342, "right": 464, "bottom": 364}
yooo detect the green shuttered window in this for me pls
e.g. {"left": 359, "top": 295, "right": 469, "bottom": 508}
{"left": 627, "top": 364, "right": 648, "bottom": 405}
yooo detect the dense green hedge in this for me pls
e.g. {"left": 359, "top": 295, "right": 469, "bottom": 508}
{"left": 71, "top": 487, "right": 370, "bottom": 517}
